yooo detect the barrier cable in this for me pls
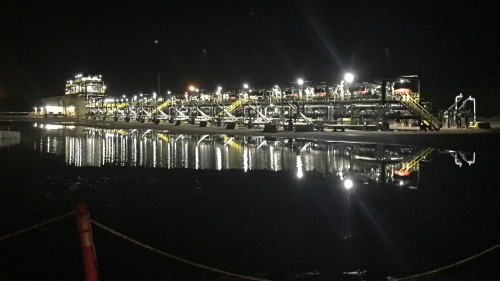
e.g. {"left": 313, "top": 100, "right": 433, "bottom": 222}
{"left": 390, "top": 242, "right": 500, "bottom": 281}
{"left": 0, "top": 211, "right": 75, "bottom": 241}
{"left": 3, "top": 212, "right": 496, "bottom": 281}
{"left": 91, "top": 219, "right": 273, "bottom": 281}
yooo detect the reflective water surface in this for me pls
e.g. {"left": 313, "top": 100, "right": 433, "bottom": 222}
{"left": 1, "top": 122, "right": 499, "bottom": 280}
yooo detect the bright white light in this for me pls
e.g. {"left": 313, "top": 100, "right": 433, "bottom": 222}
{"left": 297, "top": 78, "right": 304, "bottom": 86}
{"left": 343, "top": 179, "right": 354, "bottom": 190}
{"left": 344, "top": 73, "right": 354, "bottom": 83}
{"left": 243, "top": 83, "right": 249, "bottom": 89}
{"left": 399, "top": 180, "right": 404, "bottom": 186}
{"left": 217, "top": 86, "right": 222, "bottom": 92}
{"left": 45, "top": 124, "right": 75, "bottom": 130}
{"left": 296, "top": 155, "right": 304, "bottom": 179}
{"left": 45, "top": 105, "right": 63, "bottom": 113}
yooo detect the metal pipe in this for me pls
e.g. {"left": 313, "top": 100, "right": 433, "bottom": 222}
{"left": 470, "top": 96, "right": 476, "bottom": 124}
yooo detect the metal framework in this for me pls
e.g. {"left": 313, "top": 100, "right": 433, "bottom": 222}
{"left": 84, "top": 76, "right": 442, "bottom": 131}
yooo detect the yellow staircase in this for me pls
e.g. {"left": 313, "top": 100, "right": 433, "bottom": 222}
{"left": 222, "top": 135, "right": 243, "bottom": 151}
{"left": 394, "top": 147, "right": 434, "bottom": 176}
{"left": 218, "top": 98, "right": 246, "bottom": 117}
{"left": 156, "top": 133, "right": 169, "bottom": 142}
{"left": 396, "top": 93, "right": 441, "bottom": 131}
{"left": 151, "top": 100, "right": 171, "bottom": 115}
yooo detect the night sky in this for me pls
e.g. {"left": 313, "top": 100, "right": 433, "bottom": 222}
{"left": 0, "top": 1, "right": 498, "bottom": 115}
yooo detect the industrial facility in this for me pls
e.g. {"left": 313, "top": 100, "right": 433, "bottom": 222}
{"left": 33, "top": 73, "right": 479, "bottom": 131}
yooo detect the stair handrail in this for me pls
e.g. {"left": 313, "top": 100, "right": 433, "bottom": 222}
{"left": 398, "top": 94, "right": 440, "bottom": 129}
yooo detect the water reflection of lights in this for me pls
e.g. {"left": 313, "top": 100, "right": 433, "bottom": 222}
{"left": 32, "top": 127, "right": 477, "bottom": 188}
{"left": 216, "top": 147, "right": 222, "bottom": 170}
{"left": 296, "top": 156, "right": 304, "bottom": 179}
{"left": 41, "top": 124, "right": 76, "bottom": 130}
{"left": 343, "top": 179, "right": 354, "bottom": 190}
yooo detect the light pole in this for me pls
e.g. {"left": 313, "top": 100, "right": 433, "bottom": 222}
{"left": 344, "top": 72, "right": 354, "bottom": 100}
{"left": 243, "top": 83, "right": 249, "bottom": 99}
{"left": 297, "top": 78, "right": 304, "bottom": 100}
{"left": 155, "top": 40, "right": 161, "bottom": 98}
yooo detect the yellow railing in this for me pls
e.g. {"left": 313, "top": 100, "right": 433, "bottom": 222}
{"left": 397, "top": 147, "right": 434, "bottom": 175}
{"left": 116, "top": 102, "right": 128, "bottom": 109}
{"left": 217, "top": 98, "right": 247, "bottom": 117}
{"left": 222, "top": 135, "right": 243, "bottom": 151}
{"left": 86, "top": 102, "right": 128, "bottom": 109}
{"left": 151, "top": 100, "right": 171, "bottom": 115}
{"left": 397, "top": 94, "right": 440, "bottom": 130}
{"left": 156, "top": 133, "right": 169, "bottom": 142}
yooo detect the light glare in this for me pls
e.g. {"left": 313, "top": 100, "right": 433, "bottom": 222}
{"left": 344, "top": 73, "right": 354, "bottom": 83}
{"left": 344, "top": 179, "right": 354, "bottom": 189}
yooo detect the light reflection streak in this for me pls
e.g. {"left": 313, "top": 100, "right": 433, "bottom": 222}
{"left": 216, "top": 147, "right": 222, "bottom": 170}
{"left": 243, "top": 146, "right": 249, "bottom": 172}
{"left": 195, "top": 144, "right": 199, "bottom": 170}
{"left": 296, "top": 155, "right": 304, "bottom": 179}
{"left": 152, "top": 140, "right": 157, "bottom": 168}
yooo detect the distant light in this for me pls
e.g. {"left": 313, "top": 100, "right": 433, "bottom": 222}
{"left": 400, "top": 79, "right": 405, "bottom": 83}
{"left": 167, "top": 91, "right": 171, "bottom": 94}
{"left": 399, "top": 180, "right": 404, "bottom": 186}
{"left": 189, "top": 85, "right": 196, "bottom": 92}
{"left": 344, "top": 73, "right": 354, "bottom": 83}
{"left": 297, "top": 78, "right": 304, "bottom": 86}
{"left": 343, "top": 179, "right": 354, "bottom": 190}
{"left": 217, "top": 86, "right": 222, "bottom": 92}
{"left": 243, "top": 83, "right": 249, "bottom": 89}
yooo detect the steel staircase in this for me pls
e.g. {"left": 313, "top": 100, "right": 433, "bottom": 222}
{"left": 394, "top": 147, "right": 434, "bottom": 176}
{"left": 222, "top": 135, "right": 242, "bottom": 151}
{"left": 396, "top": 93, "right": 441, "bottom": 131}
{"left": 218, "top": 98, "right": 247, "bottom": 117}
{"left": 151, "top": 100, "right": 171, "bottom": 115}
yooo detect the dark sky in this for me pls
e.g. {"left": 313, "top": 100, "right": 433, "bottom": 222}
{"left": 0, "top": 1, "right": 498, "bottom": 114}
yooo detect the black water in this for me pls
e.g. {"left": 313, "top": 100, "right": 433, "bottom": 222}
{"left": 0, "top": 122, "right": 499, "bottom": 281}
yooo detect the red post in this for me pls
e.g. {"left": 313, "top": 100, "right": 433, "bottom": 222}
{"left": 75, "top": 203, "right": 99, "bottom": 281}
